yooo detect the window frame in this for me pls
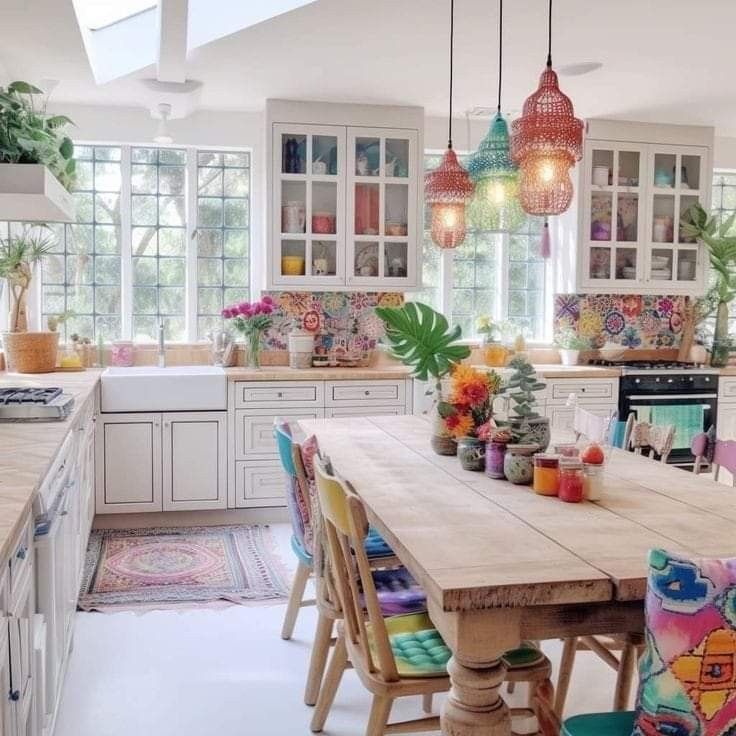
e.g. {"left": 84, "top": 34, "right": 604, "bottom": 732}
{"left": 19, "top": 141, "right": 253, "bottom": 343}
{"left": 421, "top": 149, "right": 554, "bottom": 344}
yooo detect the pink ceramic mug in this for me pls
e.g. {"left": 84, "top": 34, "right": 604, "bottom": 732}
{"left": 312, "top": 212, "right": 335, "bottom": 234}
{"left": 111, "top": 341, "right": 134, "bottom": 367}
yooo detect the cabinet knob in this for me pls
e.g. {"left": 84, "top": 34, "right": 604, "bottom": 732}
{"left": 164, "top": 422, "right": 170, "bottom": 428}
{"left": 364, "top": 390, "right": 370, "bottom": 395}
{"left": 277, "top": 392, "right": 283, "bottom": 398}
{"left": 8, "top": 690, "right": 19, "bottom": 702}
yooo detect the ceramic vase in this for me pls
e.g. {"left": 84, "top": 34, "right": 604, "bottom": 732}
{"left": 485, "top": 441, "right": 508, "bottom": 479}
{"left": 509, "top": 416, "right": 551, "bottom": 451}
{"left": 457, "top": 437, "right": 485, "bottom": 471}
{"left": 503, "top": 444, "right": 537, "bottom": 485}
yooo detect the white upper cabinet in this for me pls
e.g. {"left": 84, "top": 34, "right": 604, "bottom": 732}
{"left": 266, "top": 100, "right": 423, "bottom": 291}
{"left": 577, "top": 120, "right": 713, "bottom": 295}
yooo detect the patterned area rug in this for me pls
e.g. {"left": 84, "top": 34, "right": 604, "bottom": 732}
{"left": 79, "top": 525, "right": 289, "bottom": 612}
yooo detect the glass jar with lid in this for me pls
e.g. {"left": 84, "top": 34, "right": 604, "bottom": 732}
{"left": 532, "top": 453, "right": 560, "bottom": 496}
{"left": 559, "top": 459, "right": 584, "bottom": 503}
{"left": 583, "top": 462, "right": 604, "bottom": 501}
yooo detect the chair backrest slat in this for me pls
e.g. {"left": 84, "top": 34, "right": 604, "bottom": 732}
{"left": 625, "top": 413, "right": 675, "bottom": 463}
{"left": 569, "top": 394, "right": 616, "bottom": 444}
{"left": 314, "top": 457, "right": 400, "bottom": 682}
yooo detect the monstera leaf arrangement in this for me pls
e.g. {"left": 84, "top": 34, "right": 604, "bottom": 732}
{"left": 0, "top": 81, "right": 76, "bottom": 191}
{"left": 681, "top": 202, "right": 736, "bottom": 366}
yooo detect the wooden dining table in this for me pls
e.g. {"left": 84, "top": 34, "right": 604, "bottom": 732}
{"left": 300, "top": 413, "right": 736, "bottom": 736}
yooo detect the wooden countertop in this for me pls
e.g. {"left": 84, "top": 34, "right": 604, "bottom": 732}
{"left": 0, "top": 370, "right": 100, "bottom": 560}
{"left": 301, "top": 414, "right": 736, "bottom": 611}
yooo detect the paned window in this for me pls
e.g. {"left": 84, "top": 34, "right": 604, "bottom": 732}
{"left": 710, "top": 170, "right": 736, "bottom": 333}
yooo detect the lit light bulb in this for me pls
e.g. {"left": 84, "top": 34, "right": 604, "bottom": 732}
{"left": 431, "top": 203, "right": 467, "bottom": 249}
{"left": 490, "top": 181, "right": 506, "bottom": 205}
{"left": 539, "top": 159, "right": 555, "bottom": 182}
{"left": 442, "top": 207, "right": 457, "bottom": 228}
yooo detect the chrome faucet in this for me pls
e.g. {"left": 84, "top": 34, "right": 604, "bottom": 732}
{"left": 157, "top": 321, "right": 166, "bottom": 367}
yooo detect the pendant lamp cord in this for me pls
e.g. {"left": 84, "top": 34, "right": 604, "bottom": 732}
{"left": 497, "top": 0, "right": 503, "bottom": 113}
{"left": 546, "top": 0, "right": 553, "bottom": 67}
{"left": 448, "top": 0, "right": 455, "bottom": 149}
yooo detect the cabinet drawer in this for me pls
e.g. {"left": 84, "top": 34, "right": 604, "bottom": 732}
{"left": 720, "top": 377, "right": 736, "bottom": 400}
{"left": 549, "top": 379, "right": 616, "bottom": 402}
{"left": 324, "top": 406, "right": 404, "bottom": 418}
{"left": 9, "top": 517, "right": 32, "bottom": 606}
{"left": 235, "top": 408, "right": 325, "bottom": 460}
{"left": 234, "top": 381, "right": 324, "bottom": 408}
{"left": 234, "top": 461, "right": 286, "bottom": 508}
{"left": 325, "top": 380, "right": 405, "bottom": 406}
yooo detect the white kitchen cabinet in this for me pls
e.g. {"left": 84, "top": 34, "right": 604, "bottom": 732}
{"left": 266, "top": 99, "right": 423, "bottom": 291}
{"left": 8, "top": 558, "right": 34, "bottom": 736}
{"left": 577, "top": 120, "right": 713, "bottom": 295}
{"left": 717, "top": 377, "right": 736, "bottom": 441}
{"left": 163, "top": 412, "right": 227, "bottom": 511}
{"left": 324, "top": 406, "right": 404, "bottom": 418}
{"left": 96, "top": 414, "right": 162, "bottom": 514}
{"left": 0, "top": 571, "right": 12, "bottom": 736}
{"left": 234, "top": 408, "right": 324, "bottom": 460}
{"left": 234, "top": 461, "right": 286, "bottom": 508}
{"left": 546, "top": 403, "right": 618, "bottom": 435}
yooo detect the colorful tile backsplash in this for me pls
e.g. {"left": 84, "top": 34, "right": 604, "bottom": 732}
{"left": 261, "top": 291, "right": 404, "bottom": 353}
{"left": 554, "top": 294, "right": 690, "bottom": 349}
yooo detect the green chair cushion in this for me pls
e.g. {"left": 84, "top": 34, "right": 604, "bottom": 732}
{"left": 562, "top": 711, "right": 635, "bottom": 736}
{"left": 502, "top": 642, "right": 546, "bottom": 669}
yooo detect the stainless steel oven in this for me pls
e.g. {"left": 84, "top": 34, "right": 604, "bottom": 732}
{"left": 619, "top": 371, "right": 718, "bottom": 466}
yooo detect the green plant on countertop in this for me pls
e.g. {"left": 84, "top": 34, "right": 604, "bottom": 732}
{"left": 47, "top": 310, "right": 75, "bottom": 332}
{"left": 376, "top": 302, "right": 471, "bottom": 386}
{"left": 501, "top": 355, "right": 546, "bottom": 421}
{"left": 681, "top": 202, "right": 736, "bottom": 366}
{"left": 554, "top": 325, "right": 590, "bottom": 351}
{"left": 0, "top": 228, "right": 55, "bottom": 332}
{"left": 0, "top": 81, "right": 76, "bottom": 191}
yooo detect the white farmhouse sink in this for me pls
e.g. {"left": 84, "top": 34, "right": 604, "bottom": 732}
{"left": 101, "top": 366, "right": 227, "bottom": 412}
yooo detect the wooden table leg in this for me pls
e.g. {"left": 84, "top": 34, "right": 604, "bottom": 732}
{"left": 442, "top": 654, "right": 511, "bottom": 736}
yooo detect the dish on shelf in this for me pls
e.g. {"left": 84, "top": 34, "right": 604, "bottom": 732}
{"left": 621, "top": 266, "right": 636, "bottom": 278}
{"left": 651, "top": 268, "right": 671, "bottom": 279}
{"left": 281, "top": 256, "right": 306, "bottom": 275}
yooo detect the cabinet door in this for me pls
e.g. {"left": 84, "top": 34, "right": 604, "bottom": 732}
{"left": 546, "top": 403, "right": 617, "bottom": 437}
{"left": 717, "top": 405, "right": 736, "bottom": 441}
{"left": 162, "top": 412, "right": 227, "bottom": 511}
{"left": 580, "top": 140, "right": 647, "bottom": 291}
{"left": 0, "top": 616, "right": 11, "bottom": 736}
{"left": 644, "top": 145, "right": 708, "bottom": 293}
{"left": 8, "top": 570, "right": 33, "bottom": 736}
{"left": 346, "top": 126, "right": 418, "bottom": 289}
{"left": 234, "top": 408, "right": 324, "bottom": 460}
{"left": 96, "top": 414, "right": 162, "bottom": 514}
{"left": 234, "top": 461, "right": 285, "bottom": 508}
{"left": 272, "top": 123, "right": 346, "bottom": 288}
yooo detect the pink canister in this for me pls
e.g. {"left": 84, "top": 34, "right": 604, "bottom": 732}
{"left": 111, "top": 341, "right": 134, "bottom": 367}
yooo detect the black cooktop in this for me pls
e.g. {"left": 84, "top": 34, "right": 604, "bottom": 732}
{"left": 0, "top": 388, "right": 63, "bottom": 405}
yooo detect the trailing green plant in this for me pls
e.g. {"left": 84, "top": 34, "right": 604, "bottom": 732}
{"left": 501, "top": 355, "right": 546, "bottom": 421}
{"left": 0, "top": 228, "right": 56, "bottom": 331}
{"left": 681, "top": 203, "right": 736, "bottom": 364}
{"left": 375, "top": 302, "right": 471, "bottom": 386}
{"left": 0, "top": 81, "right": 76, "bottom": 190}
{"left": 555, "top": 325, "right": 590, "bottom": 351}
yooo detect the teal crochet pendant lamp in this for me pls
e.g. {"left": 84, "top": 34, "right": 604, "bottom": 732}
{"left": 466, "top": 0, "right": 524, "bottom": 233}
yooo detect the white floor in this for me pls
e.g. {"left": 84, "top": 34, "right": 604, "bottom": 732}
{"left": 55, "top": 523, "right": 630, "bottom": 736}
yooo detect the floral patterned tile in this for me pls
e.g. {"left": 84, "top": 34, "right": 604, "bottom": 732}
{"left": 261, "top": 291, "right": 403, "bottom": 353}
{"left": 554, "top": 293, "right": 689, "bottom": 349}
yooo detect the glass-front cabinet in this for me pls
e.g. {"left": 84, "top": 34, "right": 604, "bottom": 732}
{"left": 268, "top": 105, "right": 421, "bottom": 291}
{"left": 579, "top": 133, "right": 710, "bottom": 295}
{"left": 346, "top": 127, "right": 418, "bottom": 288}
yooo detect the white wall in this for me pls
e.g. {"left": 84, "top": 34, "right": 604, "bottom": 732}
{"left": 715, "top": 137, "right": 736, "bottom": 171}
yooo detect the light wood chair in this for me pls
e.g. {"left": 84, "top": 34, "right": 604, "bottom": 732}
{"left": 312, "top": 456, "right": 558, "bottom": 736}
{"left": 567, "top": 394, "right": 617, "bottom": 445}
{"left": 692, "top": 431, "right": 736, "bottom": 486}
{"left": 623, "top": 413, "right": 675, "bottom": 462}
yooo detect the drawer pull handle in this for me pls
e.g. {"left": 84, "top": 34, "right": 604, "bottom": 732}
{"left": 15, "top": 546, "right": 26, "bottom": 560}
{"left": 364, "top": 390, "right": 370, "bottom": 396}
{"left": 277, "top": 392, "right": 283, "bottom": 398}
{"left": 9, "top": 690, "right": 19, "bottom": 702}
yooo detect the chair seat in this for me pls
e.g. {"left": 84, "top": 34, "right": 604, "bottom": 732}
{"left": 365, "top": 527, "right": 393, "bottom": 558}
{"left": 562, "top": 711, "right": 635, "bottom": 736}
{"left": 378, "top": 612, "right": 452, "bottom": 678}
{"left": 369, "top": 568, "right": 427, "bottom": 616}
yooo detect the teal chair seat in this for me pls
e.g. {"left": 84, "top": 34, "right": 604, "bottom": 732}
{"left": 562, "top": 711, "right": 635, "bottom": 736}
{"left": 291, "top": 526, "right": 393, "bottom": 569}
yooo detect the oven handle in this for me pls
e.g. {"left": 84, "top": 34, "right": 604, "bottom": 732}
{"left": 625, "top": 394, "right": 717, "bottom": 400}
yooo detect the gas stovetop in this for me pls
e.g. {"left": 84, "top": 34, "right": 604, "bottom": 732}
{"left": 590, "top": 360, "right": 719, "bottom": 375}
{"left": 0, "top": 387, "right": 75, "bottom": 421}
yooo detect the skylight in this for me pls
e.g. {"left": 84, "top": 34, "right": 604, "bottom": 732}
{"left": 75, "top": 0, "right": 156, "bottom": 31}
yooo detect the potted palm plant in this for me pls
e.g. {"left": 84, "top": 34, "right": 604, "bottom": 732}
{"left": 0, "top": 228, "right": 59, "bottom": 372}
{"left": 376, "top": 302, "right": 471, "bottom": 455}
{"left": 680, "top": 203, "right": 736, "bottom": 366}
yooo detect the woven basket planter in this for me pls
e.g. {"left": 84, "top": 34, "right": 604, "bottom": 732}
{"left": 2, "top": 331, "right": 59, "bottom": 373}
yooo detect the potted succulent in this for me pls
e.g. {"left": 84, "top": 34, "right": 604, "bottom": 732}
{"left": 0, "top": 227, "right": 58, "bottom": 372}
{"left": 222, "top": 296, "right": 275, "bottom": 368}
{"left": 376, "top": 302, "right": 471, "bottom": 455}
{"left": 680, "top": 203, "right": 736, "bottom": 367}
{"left": 500, "top": 355, "right": 550, "bottom": 449}
{"left": 555, "top": 326, "right": 589, "bottom": 366}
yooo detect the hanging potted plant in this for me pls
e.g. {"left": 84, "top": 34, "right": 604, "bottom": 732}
{"left": 376, "top": 302, "right": 471, "bottom": 455}
{"left": 0, "top": 81, "right": 77, "bottom": 221}
{"left": 681, "top": 203, "right": 736, "bottom": 367}
{"left": 1, "top": 227, "right": 58, "bottom": 372}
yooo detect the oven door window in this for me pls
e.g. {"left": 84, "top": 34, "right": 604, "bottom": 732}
{"left": 627, "top": 399, "right": 714, "bottom": 451}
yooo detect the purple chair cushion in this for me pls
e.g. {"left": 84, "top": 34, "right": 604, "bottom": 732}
{"left": 369, "top": 567, "right": 427, "bottom": 616}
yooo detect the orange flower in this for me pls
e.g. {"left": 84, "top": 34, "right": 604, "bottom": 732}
{"left": 445, "top": 411, "right": 474, "bottom": 438}
{"left": 450, "top": 364, "right": 490, "bottom": 408}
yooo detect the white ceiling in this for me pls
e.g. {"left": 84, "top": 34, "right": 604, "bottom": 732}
{"left": 2, "top": 0, "right": 736, "bottom": 134}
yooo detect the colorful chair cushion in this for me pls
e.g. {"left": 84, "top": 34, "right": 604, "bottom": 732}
{"left": 369, "top": 568, "right": 427, "bottom": 616}
{"left": 365, "top": 528, "right": 393, "bottom": 558}
{"left": 378, "top": 612, "right": 452, "bottom": 678}
{"left": 290, "top": 534, "right": 313, "bottom": 567}
{"left": 634, "top": 548, "right": 736, "bottom": 735}
{"left": 562, "top": 711, "right": 635, "bottom": 736}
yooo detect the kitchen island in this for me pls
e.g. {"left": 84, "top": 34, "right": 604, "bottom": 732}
{"left": 300, "top": 413, "right": 736, "bottom": 736}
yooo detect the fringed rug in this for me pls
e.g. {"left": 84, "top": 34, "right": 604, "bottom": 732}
{"left": 79, "top": 525, "right": 290, "bottom": 612}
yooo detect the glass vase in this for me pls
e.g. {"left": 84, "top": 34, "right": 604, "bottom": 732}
{"left": 247, "top": 331, "right": 262, "bottom": 369}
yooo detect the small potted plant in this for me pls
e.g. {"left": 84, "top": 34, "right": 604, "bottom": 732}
{"left": 437, "top": 365, "right": 502, "bottom": 470}
{"left": 500, "top": 355, "right": 550, "bottom": 449}
{"left": 0, "top": 227, "right": 58, "bottom": 372}
{"left": 222, "top": 296, "right": 275, "bottom": 368}
{"left": 555, "top": 326, "right": 589, "bottom": 366}
{"left": 376, "top": 302, "right": 471, "bottom": 455}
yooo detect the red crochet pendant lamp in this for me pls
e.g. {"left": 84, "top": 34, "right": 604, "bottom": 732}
{"left": 511, "top": 0, "right": 583, "bottom": 255}
{"left": 424, "top": 0, "right": 474, "bottom": 249}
